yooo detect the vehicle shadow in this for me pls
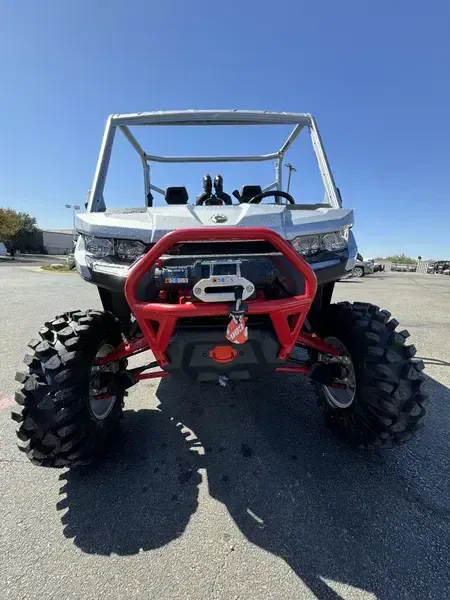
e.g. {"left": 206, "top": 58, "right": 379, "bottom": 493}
{"left": 338, "top": 275, "right": 390, "bottom": 283}
{"left": 58, "top": 409, "right": 202, "bottom": 555}
{"left": 337, "top": 279, "right": 362, "bottom": 283}
{"left": 59, "top": 372, "right": 450, "bottom": 599}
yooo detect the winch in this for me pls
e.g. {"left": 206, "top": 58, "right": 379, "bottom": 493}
{"left": 154, "top": 258, "right": 276, "bottom": 302}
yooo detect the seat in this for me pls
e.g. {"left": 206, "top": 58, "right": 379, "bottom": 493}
{"left": 165, "top": 187, "right": 189, "bottom": 205}
{"left": 239, "top": 185, "right": 262, "bottom": 203}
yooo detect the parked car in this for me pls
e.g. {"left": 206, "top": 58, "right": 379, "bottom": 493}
{"left": 435, "top": 262, "right": 450, "bottom": 274}
{"left": 0, "top": 242, "right": 8, "bottom": 257}
{"left": 352, "top": 254, "right": 374, "bottom": 277}
{"left": 373, "top": 262, "right": 385, "bottom": 273}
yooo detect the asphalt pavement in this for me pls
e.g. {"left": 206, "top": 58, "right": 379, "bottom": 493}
{"left": 1, "top": 265, "right": 449, "bottom": 600}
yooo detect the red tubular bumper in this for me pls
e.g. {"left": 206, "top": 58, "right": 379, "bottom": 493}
{"left": 124, "top": 227, "right": 318, "bottom": 366}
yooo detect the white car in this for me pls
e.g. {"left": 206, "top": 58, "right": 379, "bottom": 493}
{"left": 0, "top": 242, "right": 8, "bottom": 257}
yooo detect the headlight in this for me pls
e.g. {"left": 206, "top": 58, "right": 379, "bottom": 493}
{"left": 291, "top": 229, "right": 349, "bottom": 256}
{"left": 291, "top": 235, "right": 322, "bottom": 256}
{"left": 322, "top": 230, "right": 348, "bottom": 252}
{"left": 83, "top": 236, "right": 146, "bottom": 261}
{"left": 115, "top": 240, "right": 146, "bottom": 260}
{"left": 85, "top": 236, "right": 114, "bottom": 258}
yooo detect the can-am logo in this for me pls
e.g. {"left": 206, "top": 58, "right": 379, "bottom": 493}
{"left": 210, "top": 214, "right": 228, "bottom": 224}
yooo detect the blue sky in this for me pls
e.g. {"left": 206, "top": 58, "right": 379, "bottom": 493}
{"left": 0, "top": 0, "right": 449, "bottom": 259}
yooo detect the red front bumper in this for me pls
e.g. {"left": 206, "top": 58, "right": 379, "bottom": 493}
{"left": 124, "top": 227, "right": 318, "bottom": 366}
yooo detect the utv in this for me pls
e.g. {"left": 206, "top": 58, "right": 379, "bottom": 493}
{"left": 12, "top": 110, "right": 428, "bottom": 467}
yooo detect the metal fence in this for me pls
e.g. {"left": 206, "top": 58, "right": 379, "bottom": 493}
{"left": 376, "top": 260, "right": 432, "bottom": 273}
{"left": 416, "top": 260, "right": 432, "bottom": 274}
{"left": 377, "top": 260, "right": 392, "bottom": 271}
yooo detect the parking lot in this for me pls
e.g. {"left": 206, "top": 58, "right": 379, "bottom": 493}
{"left": 1, "top": 265, "right": 449, "bottom": 600}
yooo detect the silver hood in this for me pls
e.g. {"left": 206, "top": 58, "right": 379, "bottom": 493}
{"left": 76, "top": 204, "right": 354, "bottom": 244}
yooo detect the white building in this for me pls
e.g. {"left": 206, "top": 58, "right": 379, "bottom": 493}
{"left": 42, "top": 229, "right": 77, "bottom": 255}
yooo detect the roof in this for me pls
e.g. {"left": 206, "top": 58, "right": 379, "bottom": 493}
{"left": 110, "top": 110, "right": 313, "bottom": 127}
{"left": 42, "top": 229, "right": 75, "bottom": 235}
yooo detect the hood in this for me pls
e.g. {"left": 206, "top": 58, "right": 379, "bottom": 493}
{"left": 76, "top": 204, "right": 354, "bottom": 244}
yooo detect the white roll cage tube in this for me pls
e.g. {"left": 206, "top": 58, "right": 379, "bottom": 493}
{"left": 87, "top": 110, "right": 342, "bottom": 212}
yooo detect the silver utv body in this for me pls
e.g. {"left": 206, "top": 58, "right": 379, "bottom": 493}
{"left": 75, "top": 110, "right": 358, "bottom": 288}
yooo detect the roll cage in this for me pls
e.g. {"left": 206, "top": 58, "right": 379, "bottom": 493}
{"left": 87, "top": 110, "right": 341, "bottom": 212}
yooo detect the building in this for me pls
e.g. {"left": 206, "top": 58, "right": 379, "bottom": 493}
{"left": 42, "top": 229, "right": 77, "bottom": 255}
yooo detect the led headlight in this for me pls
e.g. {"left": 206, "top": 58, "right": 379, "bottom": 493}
{"left": 115, "top": 240, "right": 146, "bottom": 260}
{"left": 85, "top": 236, "right": 114, "bottom": 257}
{"left": 291, "top": 228, "right": 349, "bottom": 256}
{"left": 322, "top": 230, "right": 348, "bottom": 252}
{"left": 291, "top": 235, "right": 322, "bottom": 256}
{"left": 83, "top": 236, "right": 146, "bottom": 261}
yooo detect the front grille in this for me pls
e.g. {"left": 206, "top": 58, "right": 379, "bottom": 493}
{"left": 165, "top": 241, "right": 278, "bottom": 256}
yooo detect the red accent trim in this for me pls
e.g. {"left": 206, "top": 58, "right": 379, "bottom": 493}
{"left": 124, "top": 228, "right": 317, "bottom": 365}
{"left": 296, "top": 332, "right": 341, "bottom": 356}
{"left": 93, "top": 336, "right": 149, "bottom": 366}
{"left": 276, "top": 366, "right": 310, "bottom": 375}
{"left": 134, "top": 371, "right": 170, "bottom": 380}
{"left": 330, "top": 383, "right": 347, "bottom": 390}
{"left": 91, "top": 392, "right": 113, "bottom": 400}
{"left": 276, "top": 365, "right": 347, "bottom": 389}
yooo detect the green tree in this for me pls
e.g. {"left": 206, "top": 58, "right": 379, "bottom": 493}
{"left": 0, "top": 208, "right": 42, "bottom": 251}
{"left": 17, "top": 212, "right": 38, "bottom": 234}
{"left": 0, "top": 208, "right": 21, "bottom": 243}
{"left": 12, "top": 212, "right": 41, "bottom": 251}
{"left": 386, "top": 254, "right": 417, "bottom": 265}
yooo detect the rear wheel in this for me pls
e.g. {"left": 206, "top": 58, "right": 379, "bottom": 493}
{"left": 12, "top": 310, "right": 125, "bottom": 467}
{"left": 352, "top": 266, "right": 364, "bottom": 278}
{"left": 315, "top": 302, "right": 428, "bottom": 448}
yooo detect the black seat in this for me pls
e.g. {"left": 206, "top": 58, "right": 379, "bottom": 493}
{"left": 239, "top": 185, "right": 262, "bottom": 203}
{"left": 165, "top": 187, "right": 189, "bottom": 205}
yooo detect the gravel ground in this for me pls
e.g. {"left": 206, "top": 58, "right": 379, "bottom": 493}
{"left": 0, "top": 266, "right": 449, "bottom": 600}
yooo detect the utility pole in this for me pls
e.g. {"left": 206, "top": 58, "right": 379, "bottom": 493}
{"left": 285, "top": 163, "right": 297, "bottom": 194}
{"left": 65, "top": 204, "right": 80, "bottom": 250}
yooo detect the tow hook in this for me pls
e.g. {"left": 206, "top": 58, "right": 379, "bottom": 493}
{"left": 218, "top": 374, "right": 229, "bottom": 387}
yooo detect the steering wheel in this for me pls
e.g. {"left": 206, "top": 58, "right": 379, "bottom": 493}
{"left": 248, "top": 190, "right": 295, "bottom": 204}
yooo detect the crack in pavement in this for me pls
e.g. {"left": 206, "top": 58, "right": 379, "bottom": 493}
{"left": 211, "top": 544, "right": 237, "bottom": 599}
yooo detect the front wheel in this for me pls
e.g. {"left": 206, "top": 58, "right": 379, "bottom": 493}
{"left": 315, "top": 302, "right": 428, "bottom": 448}
{"left": 352, "top": 266, "right": 364, "bottom": 278}
{"left": 12, "top": 310, "right": 125, "bottom": 467}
